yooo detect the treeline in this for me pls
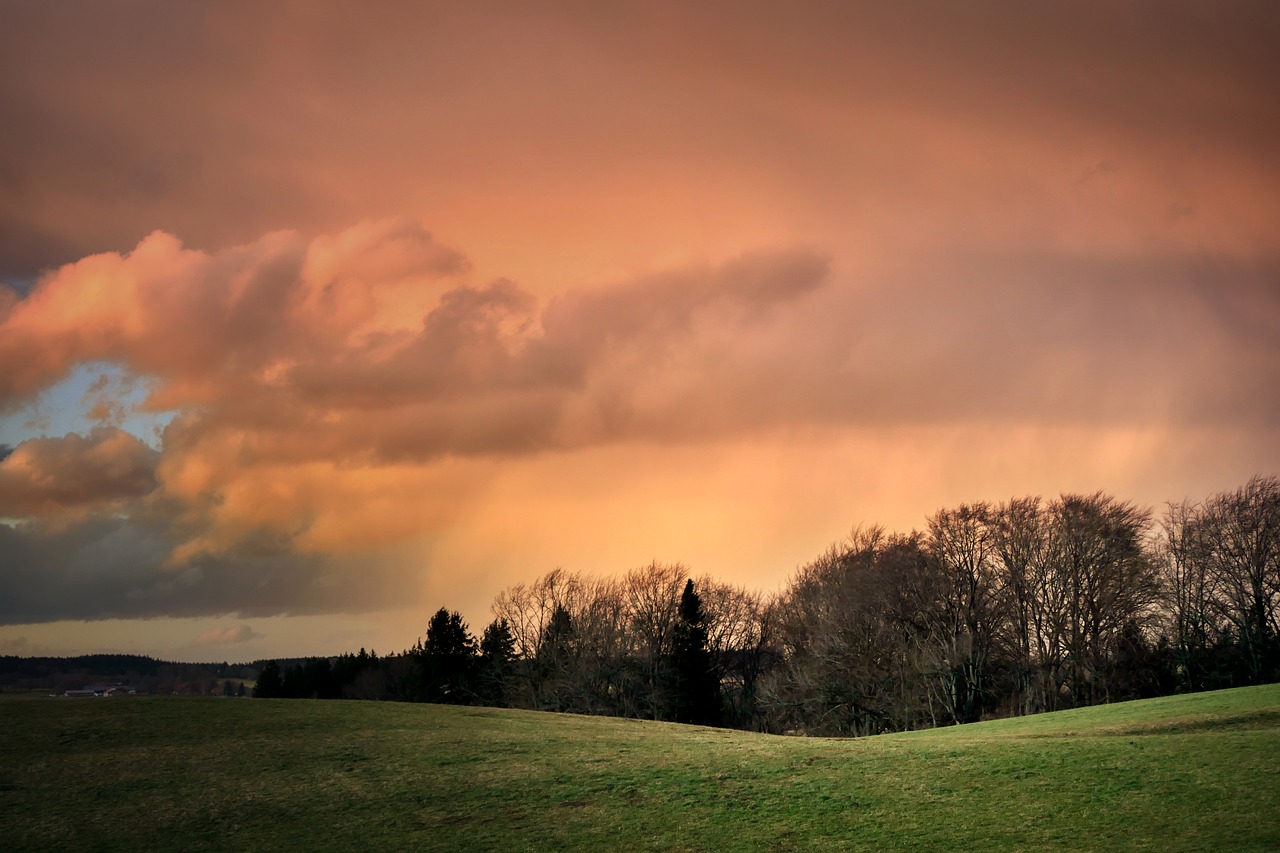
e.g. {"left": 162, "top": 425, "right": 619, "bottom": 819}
{"left": 254, "top": 581, "right": 727, "bottom": 726}
{"left": 256, "top": 476, "right": 1280, "bottom": 736}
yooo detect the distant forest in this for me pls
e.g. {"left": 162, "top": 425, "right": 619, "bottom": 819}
{"left": 254, "top": 475, "right": 1280, "bottom": 736}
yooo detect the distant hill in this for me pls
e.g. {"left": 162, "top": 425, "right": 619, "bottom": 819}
{"left": 0, "top": 654, "right": 262, "bottom": 695}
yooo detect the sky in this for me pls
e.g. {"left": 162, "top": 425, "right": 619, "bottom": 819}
{"left": 1, "top": 1, "right": 1278, "bottom": 662}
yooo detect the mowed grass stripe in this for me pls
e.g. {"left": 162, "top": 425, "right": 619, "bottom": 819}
{"left": 2, "top": 684, "right": 1278, "bottom": 851}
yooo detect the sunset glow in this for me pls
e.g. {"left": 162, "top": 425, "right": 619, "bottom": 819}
{"left": 2, "top": 2, "right": 1277, "bottom": 660}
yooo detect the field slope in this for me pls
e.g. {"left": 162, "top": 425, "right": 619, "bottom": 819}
{"left": 2, "top": 684, "right": 1278, "bottom": 851}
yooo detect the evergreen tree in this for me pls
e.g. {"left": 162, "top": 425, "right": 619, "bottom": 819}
{"left": 671, "top": 579, "right": 722, "bottom": 726}
{"left": 282, "top": 658, "right": 338, "bottom": 699}
{"left": 536, "top": 605, "right": 575, "bottom": 711}
{"left": 478, "top": 618, "right": 516, "bottom": 706}
{"left": 252, "top": 660, "right": 283, "bottom": 698}
{"left": 419, "top": 608, "right": 477, "bottom": 703}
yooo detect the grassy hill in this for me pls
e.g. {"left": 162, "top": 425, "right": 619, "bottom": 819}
{"left": 2, "top": 684, "right": 1277, "bottom": 851}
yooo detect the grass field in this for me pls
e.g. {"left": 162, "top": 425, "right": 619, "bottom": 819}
{"left": 3, "top": 684, "right": 1278, "bottom": 851}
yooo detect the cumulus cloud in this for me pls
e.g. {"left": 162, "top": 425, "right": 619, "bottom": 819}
{"left": 0, "top": 221, "right": 840, "bottom": 621}
{"left": 0, "top": 221, "right": 833, "bottom": 462}
{"left": 0, "top": 427, "right": 158, "bottom": 517}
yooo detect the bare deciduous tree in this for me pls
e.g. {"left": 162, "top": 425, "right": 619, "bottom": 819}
{"left": 924, "top": 502, "right": 1002, "bottom": 723}
{"left": 1193, "top": 476, "right": 1280, "bottom": 683}
{"left": 1050, "top": 493, "right": 1160, "bottom": 705}
{"left": 991, "top": 496, "right": 1057, "bottom": 714}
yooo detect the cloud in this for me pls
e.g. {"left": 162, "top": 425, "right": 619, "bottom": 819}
{"left": 0, "top": 221, "right": 832, "bottom": 464}
{"left": 806, "top": 250, "right": 1280, "bottom": 429}
{"left": 194, "top": 624, "right": 261, "bottom": 647}
{"left": 2, "top": 220, "right": 1277, "bottom": 587}
{"left": 0, "top": 513, "right": 416, "bottom": 624}
{"left": 3, "top": 1, "right": 1277, "bottom": 284}
{"left": 0, "top": 427, "right": 159, "bottom": 517}
{"left": 0, "top": 635, "right": 45, "bottom": 655}
{"left": 0, "top": 222, "right": 838, "bottom": 621}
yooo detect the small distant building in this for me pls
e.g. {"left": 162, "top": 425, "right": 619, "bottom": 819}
{"left": 64, "top": 683, "right": 137, "bottom": 697}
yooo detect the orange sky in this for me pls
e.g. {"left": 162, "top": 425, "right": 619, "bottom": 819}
{"left": 1, "top": 1, "right": 1278, "bottom": 661}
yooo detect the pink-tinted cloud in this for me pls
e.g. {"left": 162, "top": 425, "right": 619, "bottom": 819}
{"left": 0, "top": 222, "right": 834, "bottom": 597}
{"left": 1, "top": 221, "right": 832, "bottom": 461}
{"left": 194, "top": 624, "right": 261, "bottom": 647}
{"left": 3, "top": 2, "right": 1276, "bottom": 283}
{"left": 2, "top": 220, "right": 1278, "bottom": 585}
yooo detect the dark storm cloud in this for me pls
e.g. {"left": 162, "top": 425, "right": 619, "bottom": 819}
{"left": 0, "top": 514, "right": 408, "bottom": 624}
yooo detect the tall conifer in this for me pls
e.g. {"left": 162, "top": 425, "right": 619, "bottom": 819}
{"left": 671, "top": 579, "right": 722, "bottom": 726}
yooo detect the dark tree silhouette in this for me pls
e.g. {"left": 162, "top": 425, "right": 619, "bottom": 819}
{"left": 671, "top": 579, "right": 722, "bottom": 726}
{"left": 419, "top": 608, "right": 477, "bottom": 704}
{"left": 280, "top": 658, "right": 339, "bottom": 699}
{"left": 478, "top": 617, "right": 516, "bottom": 706}
{"left": 534, "top": 604, "right": 576, "bottom": 711}
{"left": 252, "top": 660, "right": 283, "bottom": 698}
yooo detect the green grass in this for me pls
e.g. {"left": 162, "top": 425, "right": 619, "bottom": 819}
{"left": 2, "top": 685, "right": 1278, "bottom": 851}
